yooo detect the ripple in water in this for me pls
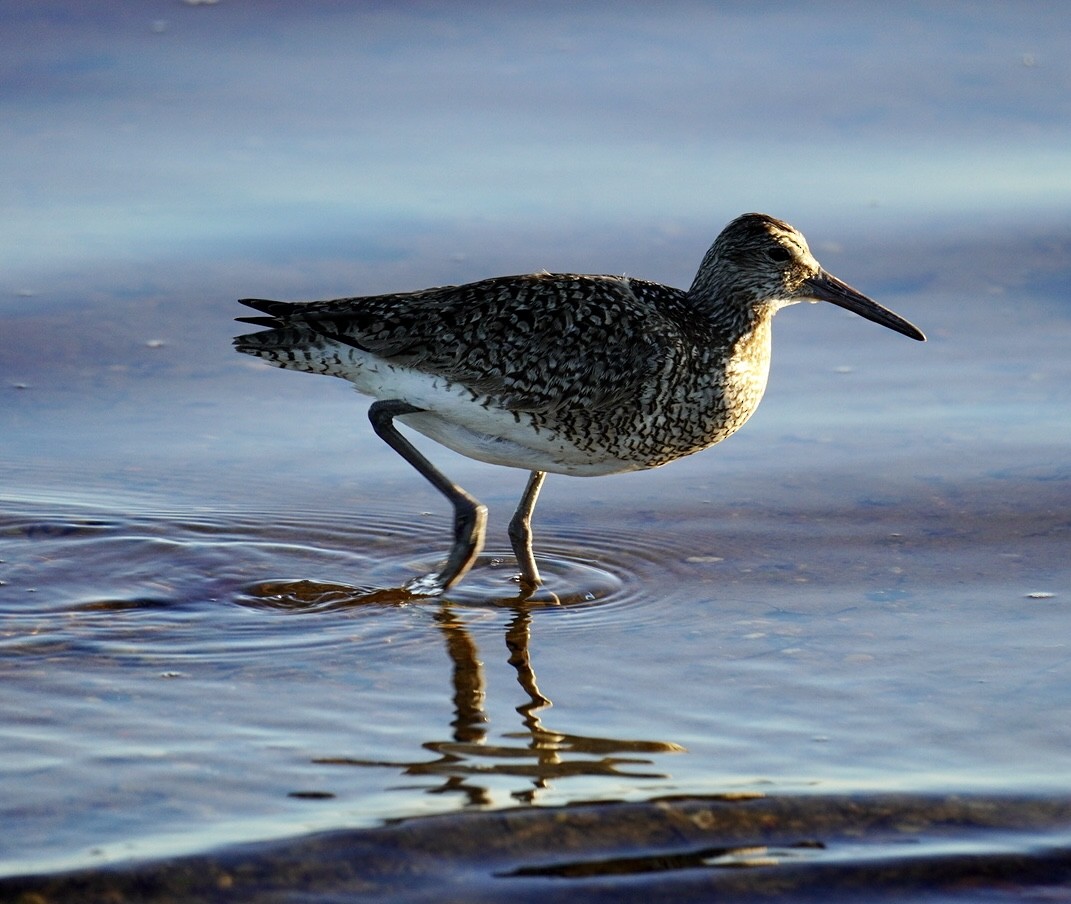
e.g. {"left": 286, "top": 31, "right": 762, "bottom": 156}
{"left": 237, "top": 546, "right": 623, "bottom": 612}
{"left": 235, "top": 518, "right": 689, "bottom": 630}
{"left": 0, "top": 497, "right": 694, "bottom": 663}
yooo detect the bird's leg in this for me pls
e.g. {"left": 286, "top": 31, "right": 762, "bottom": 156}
{"left": 368, "top": 400, "right": 488, "bottom": 594}
{"left": 508, "top": 470, "right": 546, "bottom": 590}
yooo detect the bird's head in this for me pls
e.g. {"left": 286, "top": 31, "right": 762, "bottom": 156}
{"left": 692, "top": 213, "right": 925, "bottom": 342}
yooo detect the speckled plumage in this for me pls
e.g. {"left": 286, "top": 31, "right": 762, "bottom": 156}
{"left": 234, "top": 213, "right": 925, "bottom": 593}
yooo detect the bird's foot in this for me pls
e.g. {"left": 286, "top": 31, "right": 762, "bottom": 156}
{"left": 512, "top": 569, "right": 542, "bottom": 596}
{"left": 403, "top": 572, "right": 446, "bottom": 597}
{"left": 403, "top": 502, "right": 487, "bottom": 597}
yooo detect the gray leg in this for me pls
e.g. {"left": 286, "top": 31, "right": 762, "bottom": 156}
{"left": 368, "top": 400, "right": 488, "bottom": 593}
{"left": 508, "top": 470, "right": 546, "bottom": 589}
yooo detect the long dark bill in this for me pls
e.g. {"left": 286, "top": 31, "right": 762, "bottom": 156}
{"left": 806, "top": 270, "right": 926, "bottom": 342}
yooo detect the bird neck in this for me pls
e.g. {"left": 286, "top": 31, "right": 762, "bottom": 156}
{"left": 688, "top": 258, "right": 776, "bottom": 341}
{"left": 685, "top": 280, "right": 776, "bottom": 352}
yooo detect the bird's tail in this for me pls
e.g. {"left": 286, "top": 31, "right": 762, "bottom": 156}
{"left": 233, "top": 298, "right": 334, "bottom": 373}
{"left": 234, "top": 298, "right": 302, "bottom": 329}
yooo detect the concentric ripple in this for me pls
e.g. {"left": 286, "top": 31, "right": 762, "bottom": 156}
{"left": 234, "top": 515, "right": 696, "bottom": 628}
{"left": 0, "top": 495, "right": 702, "bottom": 660}
{"left": 237, "top": 546, "right": 623, "bottom": 611}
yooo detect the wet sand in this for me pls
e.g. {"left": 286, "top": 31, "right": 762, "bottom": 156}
{"left": 5, "top": 795, "right": 1071, "bottom": 903}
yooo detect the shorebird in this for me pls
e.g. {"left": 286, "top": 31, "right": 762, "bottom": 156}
{"left": 234, "top": 213, "right": 924, "bottom": 595}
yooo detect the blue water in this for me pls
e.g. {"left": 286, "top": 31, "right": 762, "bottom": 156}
{"left": 2, "top": 2, "right": 1070, "bottom": 900}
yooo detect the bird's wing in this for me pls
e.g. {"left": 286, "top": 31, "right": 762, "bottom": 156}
{"left": 240, "top": 274, "right": 690, "bottom": 414}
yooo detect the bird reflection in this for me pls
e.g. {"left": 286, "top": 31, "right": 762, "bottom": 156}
{"left": 315, "top": 603, "right": 683, "bottom": 805}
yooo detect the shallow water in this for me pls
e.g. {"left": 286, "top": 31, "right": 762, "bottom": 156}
{"left": 3, "top": 2, "right": 1071, "bottom": 900}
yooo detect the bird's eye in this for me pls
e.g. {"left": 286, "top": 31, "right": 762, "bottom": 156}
{"left": 767, "top": 247, "right": 791, "bottom": 262}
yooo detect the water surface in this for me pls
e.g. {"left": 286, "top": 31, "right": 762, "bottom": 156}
{"left": 2, "top": 2, "right": 1070, "bottom": 900}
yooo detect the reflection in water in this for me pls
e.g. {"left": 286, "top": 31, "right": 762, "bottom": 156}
{"left": 241, "top": 543, "right": 627, "bottom": 611}
{"left": 242, "top": 578, "right": 426, "bottom": 610}
{"left": 315, "top": 603, "right": 684, "bottom": 805}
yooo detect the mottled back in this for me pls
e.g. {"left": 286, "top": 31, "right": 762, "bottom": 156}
{"left": 236, "top": 273, "right": 724, "bottom": 415}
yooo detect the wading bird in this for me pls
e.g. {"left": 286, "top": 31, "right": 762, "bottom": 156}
{"left": 234, "top": 213, "right": 924, "bottom": 595}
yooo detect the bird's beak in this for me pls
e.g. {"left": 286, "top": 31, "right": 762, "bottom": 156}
{"left": 804, "top": 270, "right": 926, "bottom": 342}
